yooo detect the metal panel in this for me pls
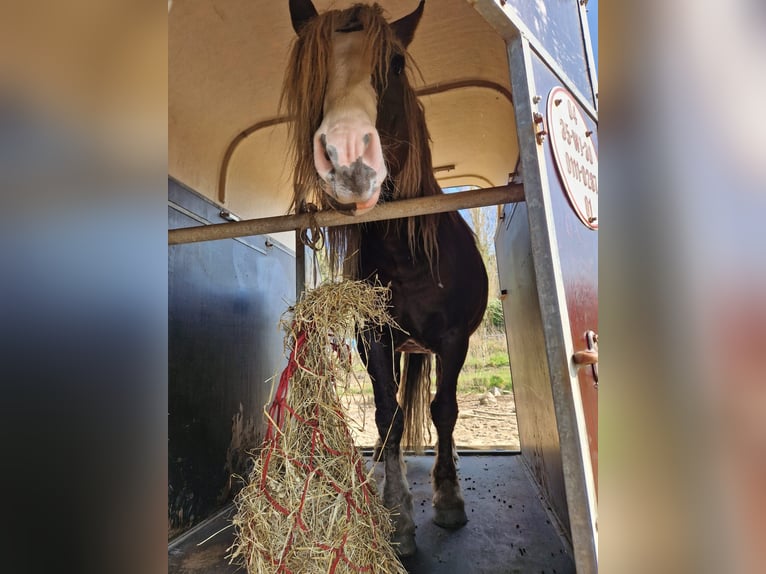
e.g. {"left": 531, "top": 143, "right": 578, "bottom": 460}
{"left": 506, "top": 35, "right": 598, "bottom": 572}
{"left": 504, "top": 0, "right": 592, "bottom": 98}
{"left": 470, "top": 0, "right": 596, "bottom": 110}
{"left": 168, "top": 178, "right": 295, "bottom": 538}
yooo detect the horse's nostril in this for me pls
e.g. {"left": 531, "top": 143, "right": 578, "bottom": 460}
{"left": 319, "top": 134, "right": 339, "bottom": 166}
{"left": 363, "top": 133, "right": 371, "bottom": 147}
{"left": 319, "top": 133, "right": 330, "bottom": 162}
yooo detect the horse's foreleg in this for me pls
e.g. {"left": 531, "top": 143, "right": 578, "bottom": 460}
{"left": 358, "top": 331, "right": 416, "bottom": 557}
{"left": 430, "top": 332, "right": 469, "bottom": 529}
{"left": 380, "top": 444, "right": 415, "bottom": 556}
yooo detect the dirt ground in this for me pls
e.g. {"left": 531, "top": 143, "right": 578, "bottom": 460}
{"left": 341, "top": 391, "right": 520, "bottom": 450}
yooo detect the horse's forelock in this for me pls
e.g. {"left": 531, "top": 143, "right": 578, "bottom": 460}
{"left": 283, "top": 5, "right": 397, "bottom": 207}
{"left": 282, "top": 3, "right": 440, "bottom": 277}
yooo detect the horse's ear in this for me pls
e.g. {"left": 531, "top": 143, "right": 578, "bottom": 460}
{"left": 289, "top": 0, "right": 318, "bottom": 34}
{"left": 390, "top": 0, "right": 425, "bottom": 47}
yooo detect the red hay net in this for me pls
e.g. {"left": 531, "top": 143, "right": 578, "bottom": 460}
{"left": 229, "top": 282, "right": 406, "bottom": 574}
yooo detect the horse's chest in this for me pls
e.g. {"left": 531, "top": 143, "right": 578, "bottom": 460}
{"left": 359, "top": 226, "right": 468, "bottom": 340}
{"left": 383, "top": 272, "right": 450, "bottom": 343}
{"left": 361, "top": 246, "right": 433, "bottom": 297}
{"left": 380, "top": 267, "right": 445, "bottom": 313}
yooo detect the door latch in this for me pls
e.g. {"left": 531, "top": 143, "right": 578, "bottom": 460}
{"left": 573, "top": 330, "right": 598, "bottom": 388}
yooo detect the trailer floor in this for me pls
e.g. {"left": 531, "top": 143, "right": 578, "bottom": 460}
{"left": 168, "top": 454, "right": 575, "bottom": 574}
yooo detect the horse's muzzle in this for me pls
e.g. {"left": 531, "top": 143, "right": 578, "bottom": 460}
{"left": 314, "top": 125, "right": 387, "bottom": 213}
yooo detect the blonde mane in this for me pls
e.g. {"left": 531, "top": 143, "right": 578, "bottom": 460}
{"left": 282, "top": 3, "right": 441, "bottom": 278}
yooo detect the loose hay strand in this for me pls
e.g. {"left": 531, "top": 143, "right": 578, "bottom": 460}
{"left": 229, "top": 281, "right": 407, "bottom": 574}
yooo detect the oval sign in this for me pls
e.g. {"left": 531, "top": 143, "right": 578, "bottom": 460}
{"left": 546, "top": 87, "right": 598, "bottom": 230}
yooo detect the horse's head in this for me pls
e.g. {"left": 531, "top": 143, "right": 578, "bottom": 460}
{"left": 286, "top": 1, "right": 425, "bottom": 215}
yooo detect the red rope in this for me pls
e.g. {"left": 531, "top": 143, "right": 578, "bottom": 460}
{"left": 266, "top": 330, "right": 307, "bottom": 440}
{"left": 256, "top": 326, "right": 384, "bottom": 572}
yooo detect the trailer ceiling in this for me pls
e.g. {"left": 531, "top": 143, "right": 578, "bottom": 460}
{"left": 169, "top": 0, "right": 518, "bottom": 248}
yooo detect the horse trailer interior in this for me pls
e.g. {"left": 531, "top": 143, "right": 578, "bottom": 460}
{"left": 169, "top": 1, "right": 598, "bottom": 572}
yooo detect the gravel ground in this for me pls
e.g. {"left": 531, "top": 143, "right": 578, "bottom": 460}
{"left": 341, "top": 391, "right": 520, "bottom": 450}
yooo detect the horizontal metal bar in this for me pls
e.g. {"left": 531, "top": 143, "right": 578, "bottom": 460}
{"left": 168, "top": 184, "right": 525, "bottom": 246}
{"left": 167, "top": 504, "right": 235, "bottom": 550}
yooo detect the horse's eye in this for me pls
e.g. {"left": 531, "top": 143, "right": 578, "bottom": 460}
{"left": 391, "top": 54, "right": 405, "bottom": 76}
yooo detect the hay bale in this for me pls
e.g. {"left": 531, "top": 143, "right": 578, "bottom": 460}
{"left": 229, "top": 281, "right": 407, "bottom": 573}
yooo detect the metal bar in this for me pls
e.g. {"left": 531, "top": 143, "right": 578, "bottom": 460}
{"left": 295, "top": 229, "right": 307, "bottom": 301}
{"left": 218, "top": 116, "right": 289, "bottom": 203}
{"left": 167, "top": 504, "right": 235, "bottom": 551}
{"left": 577, "top": 0, "right": 599, "bottom": 110}
{"left": 416, "top": 78, "right": 513, "bottom": 105}
{"left": 168, "top": 184, "right": 524, "bottom": 246}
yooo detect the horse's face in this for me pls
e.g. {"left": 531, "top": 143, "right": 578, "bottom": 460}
{"left": 314, "top": 23, "right": 385, "bottom": 213}
{"left": 289, "top": 0, "right": 424, "bottom": 214}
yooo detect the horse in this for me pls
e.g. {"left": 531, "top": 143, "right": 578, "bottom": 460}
{"left": 285, "top": 0, "right": 488, "bottom": 556}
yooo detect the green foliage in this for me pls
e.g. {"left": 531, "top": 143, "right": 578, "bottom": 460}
{"left": 483, "top": 299, "right": 505, "bottom": 330}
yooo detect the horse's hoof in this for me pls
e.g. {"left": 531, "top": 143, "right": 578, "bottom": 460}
{"left": 433, "top": 505, "right": 468, "bottom": 529}
{"left": 393, "top": 533, "right": 417, "bottom": 557}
